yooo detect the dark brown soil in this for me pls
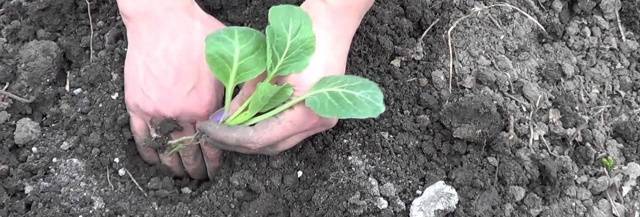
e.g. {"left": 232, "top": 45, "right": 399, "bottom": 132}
{"left": 1, "top": 0, "right": 639, "bottom": 216}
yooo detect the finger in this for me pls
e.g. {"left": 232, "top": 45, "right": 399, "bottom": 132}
{"left": 229, "top": 74, "right": 265, "bottom": 113}
{"left": 200, "top": 142, "right": 223, "bottom": 179}
{"left": 197, "top": 105, "right": 320, "bottom": 154}
{"left": 172, "top": 122, "right": 207, "bottom": 179}
{"left": 268, "top": 119, "right": 337, "bottom": 154}
{"left": 129, "top": 114, "right": 160, "bottom": 164}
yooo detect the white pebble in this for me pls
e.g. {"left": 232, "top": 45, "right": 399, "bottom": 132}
{"left": 31, "top": 147, "right": 37, "bottom": 153}
{"left": 118, "top": 168, "right": 126, "bottom": 177}
{"left": 113, "top": 158, "right": 120, "bottom": 163}
{"left": 52, "top": 158, "right": 58, "bottom": 163}
{"left": 73, "top": 88, "right": 82, "bottom": 95}
{"left": 297, "top": 170, "right": 303, "bottom": 178}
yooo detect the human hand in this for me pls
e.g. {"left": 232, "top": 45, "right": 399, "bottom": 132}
{"left": 118, "top": 0, "right": 224, "bottom": 179}
{"left": 197, "top": 0, "right": 374, "bottom": 155}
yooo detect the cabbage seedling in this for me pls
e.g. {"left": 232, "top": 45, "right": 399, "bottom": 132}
{"left": 207, "top": 4, "right": 385, "bottom": 126}
{"left": 167, "top": 5, "right": 385, "bottom": 153}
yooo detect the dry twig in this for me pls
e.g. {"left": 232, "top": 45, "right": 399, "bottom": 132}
{"left": 0, "top": 89, "right": 35, "bottom": 103}
{"left": 124, "top": 168, "right": 148, "bottom": 197}
{"left": 615, "top": 10, "right": 627, "bottom": 42}
{"left": 85, "top": 0, "right": 94, "bottom": 63}
{"left": 107, "top": 167, "right": 114, "bottom": 190}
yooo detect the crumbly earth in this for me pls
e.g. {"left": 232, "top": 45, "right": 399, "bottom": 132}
{"left": 1, "top": 0, "right": 639, "bottom": 216}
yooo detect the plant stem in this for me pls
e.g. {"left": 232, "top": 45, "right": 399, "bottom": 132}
{"left": 225, "top": 94, "right": 253, "bottom": 125}
{"left": 244, "top": 93, "right": 309, "bottom": 126}
{"left": 224, "top": 85, "right": 234, "bottom": 115}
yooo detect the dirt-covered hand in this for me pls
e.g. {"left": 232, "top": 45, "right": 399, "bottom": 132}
{"left": 118, "top": 0, "right": 224, "bottom": 179}
{"left": 197, "top": 0, "right": 374, "bottom": 155}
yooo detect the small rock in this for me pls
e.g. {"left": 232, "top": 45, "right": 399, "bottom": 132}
{"left": 0, "top": 111, "right": 10, "bottom": 124}
{"left": 588, "top": 176, "right": 610, "bottom": 194}
{"left": 118, "top": 168, "right": 126, "bottom": 176}
{"left": 621, "top": 162, "right": 640, "bottom": 196}
{"left": 367, "top": 177, "right": 381, "bottom": 196}
{"left": 620, "top": 39, "right": 639, "bottom": 54}
{"left": 508, "top": 186, "right": 526, "bottom": 202}
{"left": 0, "top": 164, "right": 8, "bottom": 178}
{"left": 523, "top": 193, "right": 543, "bottom": 216}
{"left": 181, "top": 187, "right": 192, "bottom": 194}
{"left": 376, "top": 197, "right": 389, "bottom": 210}
{"left": 477, "top": 55, "right": 491, "bottom": 66}
{"left": 487, "top": 157, "right": 499, "bottom": 167}
{"left": 418, "top": 78, "right": 429, "bottom": 87}
{"left": 380, "top": 183, "right": 397, "bottom": 198}
{"left": 60, "top": 141, "right": 73, "bottom": 150}
{"left": 14, "top": 118, "right": 41, "bottom": 145}
{"left": 147, "top": 177, "right": 163, "bottom": 190}
{"left": 495, "top": 55, "right": 513, "bottom": 71}
{"left": 599, "top": 0, "right": 621, "bottom": 20}
{"left": 522, "top": 82, "right": 545, "bottom": 104}
{"left": 410, "top": 181, "right": 459, "bottom": 217}
{"left": 560, "top": 62, "right": 575, "bottom": 78}
{"left": 390, "top": 58, "right": 402, "bottom": 68}
{"left": 431, "top": 70, "right": 447, "bottom": 90}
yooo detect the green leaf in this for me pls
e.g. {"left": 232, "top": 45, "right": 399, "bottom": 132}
{"left": 260, "top": 84, "right": 294, "bottom": 113}
{"left": 305, "top": 75, "right": 385, "bottom": 119}
{"left": 226, "top": 83, "right": 293, "bottom": 125}
{"left": 205, "top": 26, "right": 267, "bottom": 89}
{"left": 266, "top": 5, "right": 315, "bottom": 78}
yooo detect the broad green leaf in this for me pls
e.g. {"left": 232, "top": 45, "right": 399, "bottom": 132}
{"left": 266, "top": 5, "right": 315, "bottom": 78}
{"left": 205, "top": 27, "right": 267, "bottom": 88}
{"left": 226, "top": 83, "right": 293, "bottom": 125}
{"left": 305, "top": 75, "right": 385, "bottom": 119}
{"left": 260, "top": 84, "right": 294, "bottom": 113}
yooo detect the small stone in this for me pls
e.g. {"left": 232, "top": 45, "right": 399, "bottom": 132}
{"left": 495, "top": 55, "right": 513, "bottom": 71}
{"left": 181, "top": 187, "right": 192, "bottom": 194}
{"left": 0, "top": 164, "right": 8, "bottom": 178}
{"left": 31, "top": 147, "right": 37, "bottom": 153}
{"left": 60, "top": 141, "right": 73, "bottom": 150}
{"left": 621, "top": 162, "right": 640, "bottom": 196}
{"left": 367, "top": 177, "right": 381, "bottom": 196}
{"left": 620, "top": 39, "right": 639, "bottom": 54}
{"left": 390, "top": 58, "right": 402, "bottom": 68}
{"left": 508, "top": 186, "right": 526, "bottom": 202}
{"left": 24, "top": 184, "right": 34, "bottom": 194}
{"left": 588, "top": 176, "right": 610, "bottom": 194}
{"left": 522, "top": 82, "right": 545, "bottom": 104}
{"left": 114, "top": 158, "right": 120, "bottom": 163}
{"left": 14, "top": 118, "right": 41, "bottom": 145}
{"left": 560, "top": 62, "right": 575, "bottom": 78}
{"left": 118, "top": 168, "right": 126, "bottom": 176}
{"left": 297, "top": 170, "right": 303, "bottom": 178}
{"left": 0, "top": 111, "right": 10, "bottom": 124}
{"left": 487, "top": 157, "right": 499, "bottom": 167}
{"left": 410, "top": 181, "right": 458, "bottom": 217}
{"left": 73, "top": 88, "right": 83, "bottom": 95}
{"left": 147, "top": 177, "right": 162, "bottom": 190}
{"left": 477, "top": 55, "right": 491, "bottom": 66}
{"left": 376, "top": 197, "right": 389, "bottom": 209}
{"left": 380, "top": 183, "right": 397, "bottom": 198}
{"left": 418, "top": 78, "right": 429, "bottom": 87}
{"left": 431, "top": 70, "right": 447, "bottom": 90}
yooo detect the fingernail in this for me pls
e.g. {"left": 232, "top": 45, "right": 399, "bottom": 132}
{"left": 209, "top": 109, "right": 225, "bottom": 124}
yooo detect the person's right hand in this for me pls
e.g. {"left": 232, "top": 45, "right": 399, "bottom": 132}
{"left": 197, "top": 0, "right": 374, "bottom": 155}
{"left": 118, "top": 0, "right": 224, "bottom": 179}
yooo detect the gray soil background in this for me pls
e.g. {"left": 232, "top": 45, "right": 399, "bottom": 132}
{"left": 1, "top": 0, "right": 640, "bottom": 216}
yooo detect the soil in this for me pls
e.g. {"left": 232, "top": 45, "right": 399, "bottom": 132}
{"left": 1, "top": 0, "right": 639, "bottom": 216}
